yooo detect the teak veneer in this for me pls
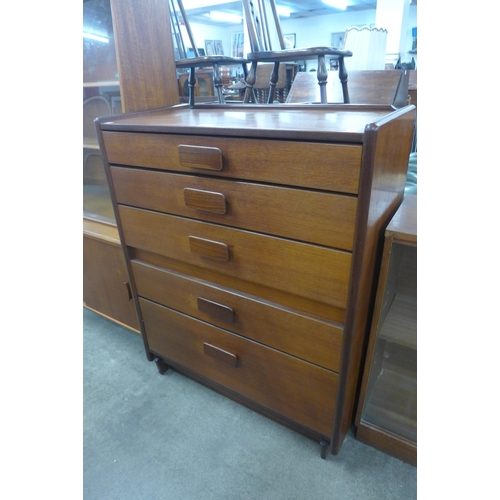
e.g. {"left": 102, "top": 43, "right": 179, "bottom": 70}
{"left": 95, "top": 103, "right": 416, "bottom": 458}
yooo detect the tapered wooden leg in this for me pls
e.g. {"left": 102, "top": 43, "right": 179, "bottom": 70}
{"left": 267, "top": 62, "right": 280, "bottom": 104}
{"left": 241, "top": 63, "right": 256, "bottom": 103}
{"left": 155, "top": 357, "right": 170, "bottom": 375}
{"left": 213, "top": 63, "right": 225, "bottom": 104}
{"left": 338, "top": 57, "right": 350, "bottom": 104}
{"left": 188, "top": 67, "right": 196, "bottom": 108}
{"left": 244, "top": 61, "right": 257, "bottom": 103}
{"left": 317, "top": 55, "right": 328, "bottom": 104}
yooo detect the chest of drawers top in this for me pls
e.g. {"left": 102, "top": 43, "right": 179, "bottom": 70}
{"left": 97, "top": 103, "right": 399, "bottom": 142}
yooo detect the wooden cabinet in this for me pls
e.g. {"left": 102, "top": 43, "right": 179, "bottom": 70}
{"left": 178, "top": 69, "right": 215, "bottom": 98}
{"left": 354, "top": 195, "right": 417, "bottom": 466}
{"left": 95, "top": 103, "right": 416, "bottom": 458}
{"left": 83, "top": 0, "right": 120, "bottom": 225}
{"left": 83, "top": 0, "right": 139, "bottom": 330}
{"left": 83, "top": 0, "right": 181, "bottom": 331}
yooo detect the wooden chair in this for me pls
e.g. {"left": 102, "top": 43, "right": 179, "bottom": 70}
{"left": 169, "top": 0, "right": 251, "bottom": 107}
{"left": 253, "top": 62, "right": 287, "bottom": 103}
{"left": 241, "top": 0, "right": 352, "bottom": 104}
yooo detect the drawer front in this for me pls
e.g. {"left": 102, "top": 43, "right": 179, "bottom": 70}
{"left": 119, "top": 206, "right": 351, "bottom": 309}
{"left": 140, "top": 298, "right": 338, "bottom": 436}
{"left": 132, "top": 261, "right": 344, "bottom": 372}
{"left": 111, "top": 167, "right": 357, "bottom": 250}
{"left": 102, "top": 131, "right": 362, "bottom": 194}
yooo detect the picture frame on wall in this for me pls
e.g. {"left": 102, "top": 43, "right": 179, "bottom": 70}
{"left": 231, "top": 32, "right": 244, "bottom": 57}
{"left": 214, "top": 40, "right": 224, "bottom": 55}
{"left": 205, "top": 40, "right": 215, "bottom": 56}
{"left": 283, "top": 33, "right": 296, "bottom": 49}
{"left": 331, "top": 32, "right": 345, "bottom": 49}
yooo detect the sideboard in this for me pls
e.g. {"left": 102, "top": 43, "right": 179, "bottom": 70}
{"left": 95, "top": 103, "right": 416, "bottom": 458}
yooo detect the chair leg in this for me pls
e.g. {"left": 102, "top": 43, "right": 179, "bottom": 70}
{"left": 244, "top": 61, "right": 258, "bottom": 103}
{"left": 241, "top": 63, "right": 256, "bottom": 103}
{"left": 338, "top": 57, "right": 350, "bottom": 104}
{"left": 188, "top": 67, "right": 196, "bottom": 108}
{"left": 267, "top": 62, "right": 280, "bottom": 104}
{"left": 213, "top": 63, "right": 225, "bottom": 104}
{"left": 317, "top": 55, "right": 328, "bottom": 104}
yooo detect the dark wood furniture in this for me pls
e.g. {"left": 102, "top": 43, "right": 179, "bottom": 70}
{"left": 286, "top": 70, "right": 410, "bottom": 107}
{"left": 110, "top": 0, "right": 181, "bottom": 113}
{"left": 83, "top": 0, "right": 181, "bottom": 332}
{"left": 354, "top": 195, "right": 417, "bottom": 466}
{"left": 169, "top": 0, "right": 249, "bottom": 107}
{"left": 408, "top": 70, "right": 417, "bottom": 108}
{"left": 96, "top": 103, "right": 416, "bottom": 458}
{"left": 241, "top": 0, "right": 352, "bottom": 104}
{"left": 83, "top": 220, "right": 139, "bottom": 330}
{"left": 178, "top": 69, "right": 215, "bottom": 99}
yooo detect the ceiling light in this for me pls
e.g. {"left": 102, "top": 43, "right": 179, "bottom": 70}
{"left": 206, "top": 11, "right": 243, "bottom": 23}
{"left": 276, "top": 6, "right": 291, "bottom": 17}
{"left": 321, "top": 0, "right": 347, "bottom": 10}
{"left": 183, "top": 0, "right": 234, "bottom": 9}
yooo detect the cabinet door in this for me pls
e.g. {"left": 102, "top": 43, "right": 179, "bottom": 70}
{"left": 83, "top": 0, "right": 121, "bottom": 225}
{"left": 83, "top": 236, "right": 139, "bottom": 332}
{"left": 356, "top": 237, "right": 417, "bottom": 465}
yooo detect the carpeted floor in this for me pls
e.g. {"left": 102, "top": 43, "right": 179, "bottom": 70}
{"left": 83, "top": 308, "right": 417, "bottom": 500}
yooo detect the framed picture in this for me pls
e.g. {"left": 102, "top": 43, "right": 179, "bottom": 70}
{"left": 283, "top": 33, "right": 296, "bottom": 49}
{"left": 214, "top": 40, "right": 224, "bottom": 55}
{"left": 204, "top": 40, "right": 214, "bottom": 56}
{"left": 231, "top": 32, "right": 244, "bottom": 57}
{"left": 331, "top": 32, "right": 344, "bottom": 49}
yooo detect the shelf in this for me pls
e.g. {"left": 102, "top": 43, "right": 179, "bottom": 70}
{"left": 362, "top": 366, "right": 417, "bottom": 442}
{"left": 83, "top": 80, "right": 120, "bottom": 88}
{"left": 379, "top": 292, "right": 417, "bottom": 350}
{"left": 83, "top": 218, "right": 119, "bottom": 245}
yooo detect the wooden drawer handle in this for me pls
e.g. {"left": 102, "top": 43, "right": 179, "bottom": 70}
{"left": 197, "top": 297, "right": 234, "bottom": 324}
{"left": 203, "top": 342, "right": 238, "bottom": 367}
{"left": 184, "top": 188, "right": 227, "bottom": 215}
{"left": 178, "top": 144, "right": 223, "bottom": 171}
{"left": 189, "top": 236, "right": 229, "bottom": 261}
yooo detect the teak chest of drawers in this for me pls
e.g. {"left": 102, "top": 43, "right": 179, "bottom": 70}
{"left": 95, "top": 103, "right": 416, "bottom": 458}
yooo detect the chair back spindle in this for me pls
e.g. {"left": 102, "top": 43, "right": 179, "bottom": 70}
{"left": 268, "top": 0, "right": 285, "bottom": 50}
{"left": 241, "top": 0, "right": 353, "bottom": 104}
{"left": 168, "top": 0, "right": 251, "bottom": 106}
{"left": 170, "top": 0, "right": 199, "bottom": 58}
{"left": 169, "top": 0, "right": 186, "bottom": 59}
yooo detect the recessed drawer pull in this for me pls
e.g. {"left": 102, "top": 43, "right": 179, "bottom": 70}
{"left": 189, "top": 236, "right": 229, "bottom": 261}
{"left": 178, "top": 144, "right": 223, "bottom": 171}
{"left": 184, "top": 188, "right": 227, "bottom": 215}
{"left": 197, "top": 297, "right": 235, "bottom": 324}
{"left": 203, "top": 342, "right": 238, "bottom": 367}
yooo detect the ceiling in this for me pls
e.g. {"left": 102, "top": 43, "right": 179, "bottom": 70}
{"left": 182, "top": 0, "right": 416, "bottom": 26}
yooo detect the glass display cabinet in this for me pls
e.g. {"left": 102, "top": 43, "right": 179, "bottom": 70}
{"left": 83, "top": 0, "right": 181, "bottom": 332}
{"left": 83, "top": 0, "right": 138, "bottom": 331}
{"left": 355, "top": 195, "right": 417, "bottom": 466}
{"left": 83, "top": 0, "right": 121, "bottom": 225}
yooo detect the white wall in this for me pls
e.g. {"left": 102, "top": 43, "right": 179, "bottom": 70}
{"left": 178, "top": 23, "right": 235, "bottom": 56}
